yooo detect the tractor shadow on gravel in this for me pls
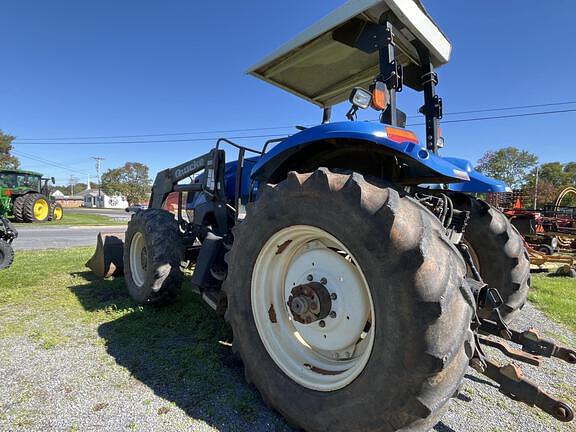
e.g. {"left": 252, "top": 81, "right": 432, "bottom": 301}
{"left": 69, "top": 271, "right": 471, "bottom": 432}
{"left": 69, "top": 272, "right": 291, "bottom": 431}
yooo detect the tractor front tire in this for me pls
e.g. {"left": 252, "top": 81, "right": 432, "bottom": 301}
{"left": 49, "top": 202, "right": 64, "bottom": 221}
{"left": 453, "top": 196, "right": 530, "bottom": 324}
{"left": 0, "top": 239, "right": 14, "bottom": 270}
{"left": 22, "top": 193, "right": 51, "bottom": 223}
{"left": 224, "top": 169, "right": 474, "bottom": 432}
{"left": 123, "top": 209, "right": 184, "bottom": 304}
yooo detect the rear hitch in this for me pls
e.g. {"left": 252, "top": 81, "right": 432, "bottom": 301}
{"left": 471, "top": 358, "right": 574, "bottom": 422}
{"left": 517, "top": 328, "right": 576, "bottom": 364}
{"left": 480, "top": 320, "right": 576, "bottom": 365}
{"left": 478, "top": 335, "right": 542, "bottom": 367}
{"left": 461, "top": 245, "right": 575, "bottom": 423}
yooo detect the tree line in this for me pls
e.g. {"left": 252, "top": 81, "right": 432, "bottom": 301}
{"left": 476, "top": 147, "right": 576, "bottom": 207}
{"left": 0, "top": 130, "right": 152, "bottom": 205}
{"left": 2, "top": 130, "right": 574, "bottom": 207}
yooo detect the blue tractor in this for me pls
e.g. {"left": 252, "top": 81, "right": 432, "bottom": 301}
{"left": 119, "top": 1, "right": 575, "bottom": 429}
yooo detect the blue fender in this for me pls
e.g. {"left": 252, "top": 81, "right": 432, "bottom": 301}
{"left": 443, "top": 158, "right": 510, "bottom": 193}
{"left": 223, "top": 157, "right": 259, "bottom": 200}
{"left": 220, "top": 122, "right": 509, "bottom": 202}
{"left": 250, "top": 121, "right": 470, "bottom": 184}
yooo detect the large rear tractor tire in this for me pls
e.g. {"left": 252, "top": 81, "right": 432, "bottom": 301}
{"left": 452, "top": 195, "right": 530, "bottom": 324}
{"left": 224, "top": 169, "right": 475, "bottom": 432}
{"left": 49, "top": 202, "right": 64, "bottom": 221}
{"left": 22, "top": 193, "right": 51, "bottom": 223}
{"left": 12, "top": 195, "right": 27, "bottom": 222}
{"left": 0, "top": 239, "right": 15, "bottom": 270}
{"left": 123, "top": 209, "right": 184, "bottom": 304}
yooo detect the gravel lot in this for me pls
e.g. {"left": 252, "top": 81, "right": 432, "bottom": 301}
{"left": 0, "top": 293, "right": 574, "bottom": 431}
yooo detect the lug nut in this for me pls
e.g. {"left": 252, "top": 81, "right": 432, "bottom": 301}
{"left": 307, "top": 274, "right": 313, "bottom": 281}
{"left": 330, "top": 293, "right": 337, "bottom": 300}
{"left": 320, "top": 277, "right": 327, "bottom": 285}
{"left": 329, "top": 311, "right": 337, "bottom": 319}
{"left": 319, "top": 320, "right": 326, "bottom": 328}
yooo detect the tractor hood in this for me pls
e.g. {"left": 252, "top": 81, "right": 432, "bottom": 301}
{"left": 247, "top": 0, "right": 451, "bottom": 107}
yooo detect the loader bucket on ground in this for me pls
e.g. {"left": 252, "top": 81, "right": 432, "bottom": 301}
{"left": 86, "top": 232, "right": 125, "bottom": 278}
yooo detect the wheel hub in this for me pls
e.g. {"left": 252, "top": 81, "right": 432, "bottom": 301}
{"left": 287, "top": 282, "right": 332, "bottom": 324}
{"left": 251, "top": 225, "right": 375, "bottom": 391}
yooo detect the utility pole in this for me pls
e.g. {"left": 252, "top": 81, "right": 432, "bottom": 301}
{"left": 69, "top": 175, "right": 79, "bottom": 196}
{"left": 91, "top": 157, "right": 105, "bottom": 208}
{"left": 533, "top": 166, "right": 540, "bottom": 210}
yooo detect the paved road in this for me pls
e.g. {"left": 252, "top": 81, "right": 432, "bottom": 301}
{"left": 13, "top": 226, "right": 126, "bottom": 250}
{"left": 66, "top": 207, "right": 132, "bottom": 221}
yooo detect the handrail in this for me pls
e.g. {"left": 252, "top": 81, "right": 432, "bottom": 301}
{"left": 215, "top": 138, "right": 263, "bottom": 155}
{"left": 262, "top": 138, "right": 286, "bottom": 154}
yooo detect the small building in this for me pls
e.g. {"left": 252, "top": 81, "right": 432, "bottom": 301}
{"left": 80, "top": 189, "right": 129, "bottom": 209}
{"left": 50, "top": 189, "right": 85, "bottom": 208}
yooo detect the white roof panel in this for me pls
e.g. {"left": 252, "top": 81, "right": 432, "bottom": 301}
{"left": 248, "top": 0, "right": 451, "bottom": 107}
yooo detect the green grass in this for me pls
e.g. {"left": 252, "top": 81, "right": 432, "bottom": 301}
{"left": 13, "top": 212, "right": 127, "bottom": 227}
{"left": 0, "top": 247, "right": 280, "bottom": 428}
{"left": 529, "top": 273, "right": 576, "bottom": 333}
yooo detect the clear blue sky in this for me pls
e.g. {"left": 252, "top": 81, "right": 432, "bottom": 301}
{"left": 1, "top": 0, "right": 575, "bottom": 185}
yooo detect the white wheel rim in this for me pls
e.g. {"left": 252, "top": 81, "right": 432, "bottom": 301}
{"left": 130, "top": 232, "right": 147, "bottom": 287}
{"left": 252, "top": 225, "right": 375, "bottom": 392}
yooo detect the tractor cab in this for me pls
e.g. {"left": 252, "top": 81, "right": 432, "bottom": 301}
{"left": 0, "top": 169, "right": 62, "bottom": 223}
{"left": 0, "top": 169, "right": 42, "bottom": 191}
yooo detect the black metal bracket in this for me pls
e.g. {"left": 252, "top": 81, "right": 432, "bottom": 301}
{"left": 419, "top": 94, "right": 442, "bottom": 119}
{"left": 383, "top": 59, "right": 403, "bottom": 92}
{"left": 377, "top": 22, "right": 400, "bottom": 126}
{"left": 412, "top": 41, "right": 442, "bottom": 152}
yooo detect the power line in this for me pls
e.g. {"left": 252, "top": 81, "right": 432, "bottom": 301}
{"left": 12, "top": 150, "right": 92, "bottom": 174}
{"left": 12, "top": 133, "right": 289, "bottom": 146}
{"left": 13, "top": 100, "right": 576, "bottom": 142}
{"left": 15, "top": 127, "right": 298, "bottom": 141}
{"left": 405, "top": 108, "right": 576, "bottom": 127}
{"left": 418, "top": 100, "right": 576, "bottom": 118}
{"left": 11, "top": 108, "right": 576, "bottom": 146}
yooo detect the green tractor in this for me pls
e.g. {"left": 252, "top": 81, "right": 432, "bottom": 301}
{"left": 0, "top": 169, "right": 64, "bottom": 223}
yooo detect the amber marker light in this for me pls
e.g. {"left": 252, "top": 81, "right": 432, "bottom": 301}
{"left": 385, "top": 127, "right": 419, "bottom": 144}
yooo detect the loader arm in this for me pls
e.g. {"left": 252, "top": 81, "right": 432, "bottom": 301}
{"left": 148, "top": 149, "right": 226, "bottom": 209}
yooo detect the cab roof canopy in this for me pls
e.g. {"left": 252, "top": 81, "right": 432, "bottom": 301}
{"left": 0, "top": 169, "right": 42, "bottom": 177}
{"left": 248, "top": 0, "right": 451, "bottom": 108}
